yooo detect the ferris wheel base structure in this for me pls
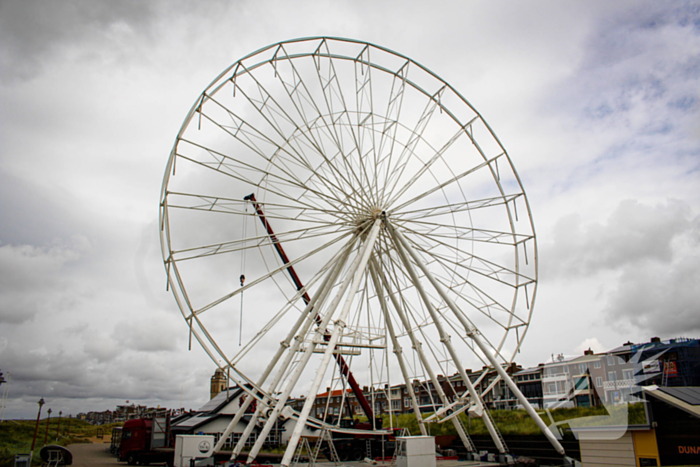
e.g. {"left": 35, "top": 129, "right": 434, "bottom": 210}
{"left": 159, "top": 37, "right": 567, "bottom": 464}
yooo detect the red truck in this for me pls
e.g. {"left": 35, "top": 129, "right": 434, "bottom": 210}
{"left": 119, "top": 416, "right": 175, "bottom": 466}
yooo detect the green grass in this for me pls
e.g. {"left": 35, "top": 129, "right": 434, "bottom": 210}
{"left": 379, "top": 403, "right": 648, "bottom": 436}
{"left": 0, "top": 418, "right": 123, "bottom": 467}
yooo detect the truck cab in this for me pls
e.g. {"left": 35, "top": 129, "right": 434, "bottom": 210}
{"left": 119, "top": 419, "right": 153, "bottom": 464}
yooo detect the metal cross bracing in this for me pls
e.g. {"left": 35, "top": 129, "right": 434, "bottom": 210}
{"left": 160, "top": 37, "right": 566, "bottom": 466}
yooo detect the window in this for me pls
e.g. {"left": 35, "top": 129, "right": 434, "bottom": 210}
{"left": 404, "top": 398, "right": 411, "bottom": 408}
{"left": 579, "top": 363, "right": 588, "bottom": 374}
{"left": 574, "top": 377, "right": 589, "bottom": 390}
{"left": 595, "top": 377, "right": 603, "bottom": 387}
{"left": 623, "top": 369, "right": 634, "bottom": 380}
{"left": 594, "top": 361, "right": 601, "bottom": 369}
{"left": 391, "top": 400, "right": 401, "bottom": 411}
{"left": 607, "top": 355, "right": 615, "bottom": 366}
{"left": 608, "top": 372, "right": 616, "bottom": 382}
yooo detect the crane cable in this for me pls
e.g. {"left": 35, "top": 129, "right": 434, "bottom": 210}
{"left": 239, "top": 202, "right": 248, "bottom": 346}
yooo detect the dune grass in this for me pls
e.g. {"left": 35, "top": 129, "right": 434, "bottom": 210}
{"left": 0, "top": 418, "right": 122, "bottom": 466}
{"left": 380, "top": 403, "right": 647, "bottom": 436}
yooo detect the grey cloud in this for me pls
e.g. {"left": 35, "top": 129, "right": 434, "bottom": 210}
{"left": 606, "top": 253, "right": 700, "bottom": 335}
{"left": 544, "top": 1, "right": 700, "bottom": 142}
{"left": 540, "top": 199, "right": 700, "bottom": 337}
{"left": 0, "top": 239, "right": 89, "bottom": 323}
{"left": 541, "top": 199, "right": 693, "bottom": 278}
{"left": 113, "top": 315, "right": 181, "bottom": 352}
{"left": 0, "top": 170, "right": 89, "bottom": 247}
{"left": 0, "top": 0, "right": 156, "bottom": 82}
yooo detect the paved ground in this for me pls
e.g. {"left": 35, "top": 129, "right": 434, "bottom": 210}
{"left": 67, "top": 443, "right": 121, "bottom": 467}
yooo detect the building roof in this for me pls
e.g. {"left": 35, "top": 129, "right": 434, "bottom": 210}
{"left": 315, "top": 388, "right": 353, "bottom": 398}
{"left": 642, "top": 385, "right": 700, "bottom": 418}
{"left": 196, "top": 385, "right": 247, "bottom": 413}
{"left": 513, "top": 366, "right": 543, "bottom": 376}
{"left": 173, "top": 413, "right": 216, "bottom": 428}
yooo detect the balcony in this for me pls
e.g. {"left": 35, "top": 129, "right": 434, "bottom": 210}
{"left": 602, "top": 379, "right": 635, "bottom": 391}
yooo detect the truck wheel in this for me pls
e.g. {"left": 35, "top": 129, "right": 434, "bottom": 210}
{"left": 127, "top": 454, "right": 137, "bottom": 465}
{"left": 352, "top": 449, "right": 364, "bottom": 461}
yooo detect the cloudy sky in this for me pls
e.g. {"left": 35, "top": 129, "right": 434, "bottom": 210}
{"left": 1, "top": 0, "right": 699, "bottom": 419}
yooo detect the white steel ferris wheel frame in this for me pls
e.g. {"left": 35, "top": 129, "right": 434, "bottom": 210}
{"left": 159, "top": 37, "right": 565, "bottom": 463}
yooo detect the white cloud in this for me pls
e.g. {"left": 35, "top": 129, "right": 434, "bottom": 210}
{"left": 575, "top": 337, "right": 607, "bottom": 355}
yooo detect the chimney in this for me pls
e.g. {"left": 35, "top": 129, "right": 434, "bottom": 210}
{"left": 584, "top": 348, "right": 594, "bottom": 356}
{"left": 650, "top": 337, "right": 661, "bottom": 343}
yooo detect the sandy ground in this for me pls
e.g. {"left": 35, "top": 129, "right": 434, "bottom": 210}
{"left": 66, "top": 443, "right": 121, "bottom": 467}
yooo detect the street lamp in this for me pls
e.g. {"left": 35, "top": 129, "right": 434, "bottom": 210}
{"left": 55, "top": 411, "right": 62, "bottom": 441}
{"left": 30, "top": 398, "right": 45, "bottom": 452}
{"left": 43, "top": 408, "right": 52, "bottom": 446}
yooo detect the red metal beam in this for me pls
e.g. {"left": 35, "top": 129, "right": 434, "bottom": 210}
{"left": 244, "top": 193, "right": 374, "bottom": 420}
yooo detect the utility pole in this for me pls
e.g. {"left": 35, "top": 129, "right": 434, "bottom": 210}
{"left": 67, "top": 414, "right": 71, "bottom": 436}
{"left": 43, "top": 408, "right": 52, "bottom": 446}
{"left": 55, "top": 411, "right": 62, "bottom": 441}
{"left": 0, "top": 371, "right": 6, "bottom": 422}
{"left": 30, "top": 398, "right": 45, "bottom": 452}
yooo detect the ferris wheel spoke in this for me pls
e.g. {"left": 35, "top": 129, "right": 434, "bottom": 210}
{"left": 217, "top": 79, "right": 368, "bottom": 215}
{"left": 175, "top": 142, "right": 354, "bottom": 217}
{"left": 269, "top": 49, "right": 368, "bottom": 210}
{"left": 190, "top": 111, "right": 357, "bottom": 215}
{"left": 198, "top": 92, "right": 367, "bottom": 213}
{"left": 170, "top": 222, "right": 350, "bottom": 262}
{"left": 191, "top": 230, "right": 353, "bottom": 316}
{"left": 397, "top": 219, "right": 533, "bottom": 246}
{"left": 164, "top": 191, "right": 349, "bottom": 225}
{"left": 387, "top": 225, "right": 528, "bottom": 340}
{"left": 354, "top": 45, "right": 380, "bottom": 202}
{"left": 269, "top": 42, "right": 370, "bottom": 211}
{"left": 402, "top": 225, "right": 535, "bottom": 286}
{"left": 231, "top": 239, "right": 354, "bottom": 365}
{"left": 312, "top": 42, "right": 377, "bottom": 209}
{"left": 381, "top": 86, "right": 446, "bottom": 206}
{"left": 377, "top": 60, "right": 409, "bottom": 203}
{"left": 389, "top": 152, "right": 505, "bottom": 214}
{"left": 395, "top": 193, "right": 524, "bottom": 221}
{"left": 384, "top": 116, "right": 480, "bottom": 208}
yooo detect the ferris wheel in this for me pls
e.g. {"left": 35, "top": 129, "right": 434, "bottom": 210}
{"left": 160, "top": 37, "right": 565, "bottom": 464}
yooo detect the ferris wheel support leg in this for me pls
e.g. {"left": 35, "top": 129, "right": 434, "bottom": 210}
{"left": 216, "top": 247, "right": 351, "bottom": 456}
{"left": 248, "top": 222, "right": 380, "bottom": 464}
{"left": 229, "top": 242, "right": 356, "bottom": 459}
{"left": 387, "top": 223, "right": 506, "bottom": 453}
{"left": 368, "top": 258, "right": 427, "bottom": 436}
{"left": 389, "top": 224, "right": 566, "bottom": 457}
{"left": 280, "top": 219, "right": 383, "bottom": 467}
{"left": 372, "top": 254, "right": 475, "bottom": 453}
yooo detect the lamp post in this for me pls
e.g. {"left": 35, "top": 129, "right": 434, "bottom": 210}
{"left": 43, "top": 408, "right": 52, "bottom": 446}
{"left": 55, "top": 411, "right": 62, "bottom": 440}
{"left": 30, "top": 398, "right": 45, "bottom": 452}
